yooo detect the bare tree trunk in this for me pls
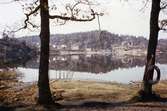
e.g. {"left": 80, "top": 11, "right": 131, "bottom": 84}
{"left": 143, "top": 0, "right": 160, "bottom": 95}
{"left": 37, "top": 0, "right": 54, "bottom": 104}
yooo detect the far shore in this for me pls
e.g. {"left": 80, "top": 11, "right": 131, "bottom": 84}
{"left": 48, "top": 49, "right": 166, "bottom": 58}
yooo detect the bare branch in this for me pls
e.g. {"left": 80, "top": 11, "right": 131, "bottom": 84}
{"left": 161, "top": 3, "right": 167, "bottom": 9}
{"left": 139, "top": 0, "right": 150, "bottom": 12}
{"left": 12, "top": 0, "right": 98, "bottom": 32}
{"left": 13, "top": 5, "right": 40, "bottom": 32}
{"left": 49, "top": 9, "right": 95, "bottom": 22}
{"left": 34, "top": 0, "right": 39, "bottom": 5}
{"left": 27, "top": 21, "right": 39, "bottom": 28}
{"left": 159, "top": 19, "right": 167, "bottom": 31}
{"left": 65, "top": 1, "right": 81, "bottom": 17}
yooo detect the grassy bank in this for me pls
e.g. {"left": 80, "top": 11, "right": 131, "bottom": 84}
{"left": 0, "top": 80, "right": 132, "bottom": 105}
{"left": 0, "top": 80, "right": 167, "bottom": 106}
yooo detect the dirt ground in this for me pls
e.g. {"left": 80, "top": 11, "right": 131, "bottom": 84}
{"left": 0, "top": 78, "right": 167, "bottom": 111}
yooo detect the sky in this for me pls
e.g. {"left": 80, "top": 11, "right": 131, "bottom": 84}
{"left": 0, "top": 0, "right": 166, "bottom": 39}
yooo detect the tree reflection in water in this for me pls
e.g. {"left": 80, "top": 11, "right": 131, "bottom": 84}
{"left": 23, "top": 54, "right": 167, "bottom": 74}
{"left": 1, "top": 54, "right": 167, "bottom": 83}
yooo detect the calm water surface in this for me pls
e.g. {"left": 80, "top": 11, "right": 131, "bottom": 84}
{"left": 16, "top": 54, "right": 167, "bottom": 83}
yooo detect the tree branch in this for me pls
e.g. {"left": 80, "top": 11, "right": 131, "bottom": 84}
{"left": 161, "top": 4, "right": 167, "bottom": 9}
{"left": 160, "top": 0, "right": 167, "bottom": 9}
{"left": 13, "top": 5, "right": 40, "bottom": 32}
{"left": 159, "top": 19, "right": 167, "bottom": 31}
{"left": 65, "top": 1, "right": 81, "bottom": 17}
{"left": 139, "top": 0, "right": 150, "bottom": 12}
{"left": 49, "top": 9, "right": 95, "bottom": 22}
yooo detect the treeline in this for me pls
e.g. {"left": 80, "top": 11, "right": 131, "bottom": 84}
{"left": 19, "top": 30, "right": 148, "bottom": 49}
{"left": 0, "top": 36, "right": 37, "bottom": 65}
{"left": 19, "top": 30, "right": 167, "bottom": 51}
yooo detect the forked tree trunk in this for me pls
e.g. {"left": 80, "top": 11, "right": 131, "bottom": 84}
{"left": 37, "top": 0, "right": 54, "bottom": 104}
{"left": 143, "top": 0, "right": 160, "bottom": 95}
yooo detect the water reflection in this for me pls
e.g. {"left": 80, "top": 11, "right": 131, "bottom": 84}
{"left": 24, "top": 54, "right": 167, "bottom": 73}
{"left": 1, "top": 54, "right": 167, "bottom": 83}
{"left": 25, "top": 55, "right": 145, "bottom": 73}
{"left": 0, "top": 57, "right": 28, "bottom": 69}
{"left": 18, "top": 63, "right": 167, "bottom": 83}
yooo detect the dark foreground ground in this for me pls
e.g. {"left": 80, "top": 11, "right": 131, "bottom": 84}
{"left": 0, "top": 71, "right": 167, "bottom": 111}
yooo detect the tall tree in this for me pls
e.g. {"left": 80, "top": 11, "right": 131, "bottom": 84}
{"left": 12, "top": 0, "right": 97, "bottom": 105}
{"left": 142, "top": 0, "right": 161, "bottom": 96}
{"left": 121, "top": 0, "right": 167, "bottom": 100}
{"left": 140, "top": 0, "right": 167, "bottom": 99}
{"left": 38, "top": 0, "right": 53, "bottom": 104}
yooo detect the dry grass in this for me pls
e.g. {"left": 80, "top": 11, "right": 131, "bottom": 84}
{"left": 0, "top": 80, "right": 137, "bottom": 106}
{"left": 153, "top": 80, "right": 167, "bottom": 98}
{"left": 0, "top": 70, "right": 17, "bottom": 80}
{"left": 0, "top": 79, "right": 167, "bottom": 110}
{"left": 50, "top": 80, "right": 137, "bottom": 102}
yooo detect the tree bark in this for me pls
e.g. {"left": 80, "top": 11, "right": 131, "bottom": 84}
{"left": 143, "top": 0, "right": 160, "bottom": 95}
{"left": 38, "top": 0, "right": 54, "bottom": 104}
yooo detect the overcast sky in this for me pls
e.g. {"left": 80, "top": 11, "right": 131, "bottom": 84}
{"left": 0, "top": 0, "right": 166, "bottom": 39}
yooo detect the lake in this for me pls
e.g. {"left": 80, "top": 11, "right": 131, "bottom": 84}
{"left": 13, "top": 54, "right": 167, "bottom": 84}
